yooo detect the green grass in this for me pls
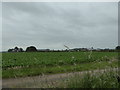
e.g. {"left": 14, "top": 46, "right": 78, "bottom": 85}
{"left": 65, "top": 68, "right": 119, "bottom": 88}
{"left": 2, "top": 52, "right": 118, "bottom": 68}
{"left": 2, "top": 52, "right": 118, "bottom": 78}
{"left": 2, "top": 60, "right": 118, "bottom": 78}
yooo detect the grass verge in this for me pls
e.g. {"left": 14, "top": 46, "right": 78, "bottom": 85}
{"left": 65, "top": 68, "right": 119, "bottom": 88}
{"left": 2, "top": 60, "right": 118, "bottom": 78}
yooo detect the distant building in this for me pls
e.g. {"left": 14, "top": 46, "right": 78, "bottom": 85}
{"left": 72, "top": 48, "right": 88, "bottom": 51}
{"left": 38, "top": 49, "right": 50, "bottom": 52}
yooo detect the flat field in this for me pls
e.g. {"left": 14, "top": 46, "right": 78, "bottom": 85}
{"left": 2, "top": 52, "right": 118, "bottom": 78}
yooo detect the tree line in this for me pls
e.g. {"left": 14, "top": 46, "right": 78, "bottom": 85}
{"left": 8, "top": 46, "right": 37, "bottom": 52}
{"left": 8, "top": 46, "right": 120, "bottom": 52}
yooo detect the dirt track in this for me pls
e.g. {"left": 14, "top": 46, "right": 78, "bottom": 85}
{"left": 2, "top": 68, "right": 118, "bottom": 88}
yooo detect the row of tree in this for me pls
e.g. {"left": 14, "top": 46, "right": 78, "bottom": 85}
{"left": 8, "top": 47, "right": 24, "bottom": 52}
{"left": 8, "top": 46, "right": 37, "bottom": 52}
{"left": 8, "top": 46, "right": 120, "bottom": 52}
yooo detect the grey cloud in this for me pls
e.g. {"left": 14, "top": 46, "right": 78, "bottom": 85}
{"left": 2, "top": 2, "right": 118, "bottom": 51}
{"left": 0, "top": 2, "right": 2, "bottom": 51}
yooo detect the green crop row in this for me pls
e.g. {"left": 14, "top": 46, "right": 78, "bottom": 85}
{"left": 2, "top": 52, "right": 118, "bottom": 69}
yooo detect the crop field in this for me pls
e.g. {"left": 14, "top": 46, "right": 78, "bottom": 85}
{"left": 2, "top": 52, "right": 118, "bottom": 68}
{"left": 2, "top": 51, "right": 118, "bottom": 78}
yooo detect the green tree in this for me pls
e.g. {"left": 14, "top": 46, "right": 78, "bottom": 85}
{"left": 26, "top": 46, "right": 37, "bottom": 52}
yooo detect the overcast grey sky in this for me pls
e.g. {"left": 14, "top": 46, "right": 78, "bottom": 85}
{"left": 2, "top": 2, "right": 118, "bottom": 51}
{"left": 0, "top": 2, "right": 2, "bottom": 51}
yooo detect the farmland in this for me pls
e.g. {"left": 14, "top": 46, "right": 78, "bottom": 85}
{"left": 2, "top": 51, "right": 118, "bottom": 78}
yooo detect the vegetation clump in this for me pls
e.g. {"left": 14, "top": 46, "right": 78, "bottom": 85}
{"left": 65, "top": 69, "right": 119, "bottom": 88}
